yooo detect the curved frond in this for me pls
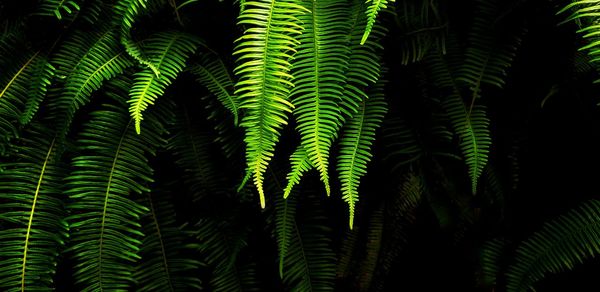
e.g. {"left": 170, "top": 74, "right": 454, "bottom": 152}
{"left": 38, "top": 0, "right": 81, "bottom": 19}
{"left": 443, "top": 94, "right": 491, "bottom": 195}
{"left": 65, "top": 79, "right": 171, "bottom": 291}
{"left": 0, "top": 48, "right": 53, "bottom": 148}
{"left": 128, "top": 31, "right": 202, "bottom": 134}
{"left": 361, "top": 0, "right": 394, "bottom": 45}
{"left": 0, "top": 127, "right": 67, "bottom": 291}
{"left": 337, "top": 80, "right": 388, "bottom": 229}
{"left": 289, "top": 0, "right": 350, "bottom": 196}
{"left": 190, "top": 54, "right": 239, "bottom": 125}
{"left": 49, "top": 25, "right": 133, "bottom": 135}
{"left": 134, "top": 191, "right": 202, "bottom": 291}
{"left": 506, "top": 199, "right": 600, "bottom": 292}
{"left": 283, "top": 146, "right": 313, "bottom": 199}
{"left": 233, "top": 0, "right": 305, "bottom": 208}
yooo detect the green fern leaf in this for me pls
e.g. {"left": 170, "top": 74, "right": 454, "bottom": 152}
{"left": 38, "top": 0, "right": 81, "bottom": 19}
{"left": 49, "top": 25, "right": 134, "bottom": 135}
{"left": 65, "top": 78, "right": 171, "bottom": 291}
{"left": 283, "top": 146, "right": 313, "bottom": 199}
{"left": 361, "top": 0, "right": 394, "bottom": 45}
{"left": 134, "top": 191, "right": 202, "bottom": 291}
{"left": 507, "top": 200, "right": 600, "bottom": 292}
{"left": 275, "top": 190, "right": 297, "bottom": 278}
{"left": 233, "top": 0, "right": 306, "bottom": 208}
{"left": 340, "top": 0, "right": 385, "bottom": 121}
{"left": 282, "top": 192, "right": 336, "bottom": 292}
{"left": 0, "top": 50, "right": 52, "bottom": 146}
{"left": 128, "top": 31, "right": 201, "bottom": 134}
{"left": 337, "top": 81, "right": 388, "bottom": 229}
{"left": 190, "top": 54, "right": 239, "bottom": 125}
{"left": 289, "top": 0, "right": 350, "bottom": 196}
{"left": 357, "top": 206, "right": 384, "bottom": 291}
{"left": 443, "top": 94, "right": 491, "bottom": 195}
{"left": 479, "top": 238, "right": 508, "bottom": 288}
{"left": 0, "top": 127, "right": 67, "bottom": 291}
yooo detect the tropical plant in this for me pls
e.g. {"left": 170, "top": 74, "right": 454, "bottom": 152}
{"left": 1, "top": 0, "right": 600, "bottom": 291}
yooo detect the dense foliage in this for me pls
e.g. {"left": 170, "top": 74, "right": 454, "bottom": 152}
{"left": 1, "top": 0, "right": 600, "bottom": 291}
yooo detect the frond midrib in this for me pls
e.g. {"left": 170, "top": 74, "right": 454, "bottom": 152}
{"left": 21, "top": 137, "right": 56, "bottom": 292}
{"left": 0, "top": 51, "right": 40, "bottom": 99}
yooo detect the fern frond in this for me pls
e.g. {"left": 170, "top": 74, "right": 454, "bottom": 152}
{"left": 340, "top": 0, "right": 386, "bottom": 120}
{"left": 457, "top": 0, "right": 522, "bottom": 99}
{"left": 192, "top": 218, "right": 250, "bottom": 291}
{"left": 49, "top": 25, "right": 133, "bottom": 135}
{"left": 282, "top": 194, "right": 336, "bottom": 291}
{"left": 134, "top": 191, "right": 202, "bottom": 291}
{"left": 233, "top": 0, "right": 305, "bottom": 208}
{"left": 65, "top": 78, "right": 171, "bottom": 291}
{"left": 114, "top": 0, "right": 163, "bottom": 75}
{"left": 289, "top": 0, "right": 350, "bottom": 196}
{"left": 479, "top": 238, "right": 508, "bottom": 288}
{"left": 190, "top": 54, "right": 239, "bottom": 125}
{"left": 128, "top": 31, "right": 202, "bottom": 134}
{"left": 337, "top": 80, "right": 388, "bottom": 229}
{"left": 357, "top": 206, "right": 384, "bottom": 291}
{"left": 38, "top": 0, "right": 81, "bottom": 19}
{"left": 361, "top": 0, "right": 394, "bottom": 45}
{"left": 382, "top": 118, "right": 422, "bottom": 170}
{"left": 395, "top": 0, "right": 446, "bottom": 65}
{"left": 275, "top": 190, "right": 297, "bottom": 278}
{"left": 0, "top": 49, "right": 53, "bottom": 147}
{"left": 506, "top": 199, "right": 600, "bottom": 292}
{"left": 283, "top": 146, "right": 313, "bottom": 199}
{"left": 0, "top": 127, "right": 67, "bottom": 291}
{"left": 443, "top": 94, "right": 491, "bottom": 195}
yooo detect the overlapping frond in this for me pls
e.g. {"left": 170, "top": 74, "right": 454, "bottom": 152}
{"left": 65, "top": 79, "right": 171, "bottom": 291}
{"left": 457, "top": 0, "right": 522, "bottom": 99}
{"left": 558, "top": 0, "right": 600, "bottom": 83}
{"left": 281, "top": 194, "right": 336, "bottom": 292}
{"left": 49, "top": 25, "right": 133, "bottom": 135}
{"left": 0, "top": 127, "right": 67, "bottom": 292}
{"left": 38, "top": 0, "right": 81, "bottom": 19}
{"left": 361, "top": 0, "right": 394, "bottom": 45}
{"left": 506, "top": 200, "right": 600, "bottom": 292}
{"left": 288, "top": 0, "right": 350, "bottom": 196}
{"left": 427, "top": 46, "right": 491, "bottom": 195}
{"left": 190, "top": 54, "right": 239, "bottom": 125}
{"left": 192, "top": 219, "right": 251, "bottom": 291}
{"left": 128, "top": 31, "right": 202, "bottom": 134}
{"left": 357, "top": 206, "right": 384, "bottom": 291}
{"left": 0, "top": 46, "right": 53, "bottom": 149}
{"left": 340, "top": 0, "right": 385, "bottom": 120}
{"left": 395, "top": 0, "right": 446, "bottom": 65}
{"left": 337, "top": 81, "right": 388, "bottom": 229}
{"left": 283, "top": 146, "right": 313, "bottom": 199}
{"left": 443, "top": 94, "right": 491, "bottom": 194}
{"left": 134, "top": 191, "right": 202, "bottom": 291}
{"left": 233, "top": 0, "right": 305, "bottom": 208}
{"left": 479, "top": 238, "right": 508, "bottom": 288}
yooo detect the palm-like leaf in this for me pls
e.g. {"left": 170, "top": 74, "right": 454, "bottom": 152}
{"left": 190, "top": 54, "right": 239, "bottom": 125}
{"left": 506, "top": 199, "right": 600, "bottom": 292}
{"left": 65, "top": 78, "right": 171, "bottom": 291}
{"left": 287, "top": 0, "right": 350, "bottom": 196}
{"left": 134, "top": 191, "right": 202, "bottom": 291}
{"left": 361, "top": 0, "right": 394, "bottom": 45}
{"left": 128, "top": 31, "right": 201, "bottom": 134}
{"left": 337, "top": 80, "right": 388, "bottom": 229}
{"left": 0, "top": 127, "right": 67, "bottom": 292}
{"left": 233, "top": 0, "right": 305, "bottom": 208}
{"left": 49, "top": 25, "right": 133, "bottom": 135}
